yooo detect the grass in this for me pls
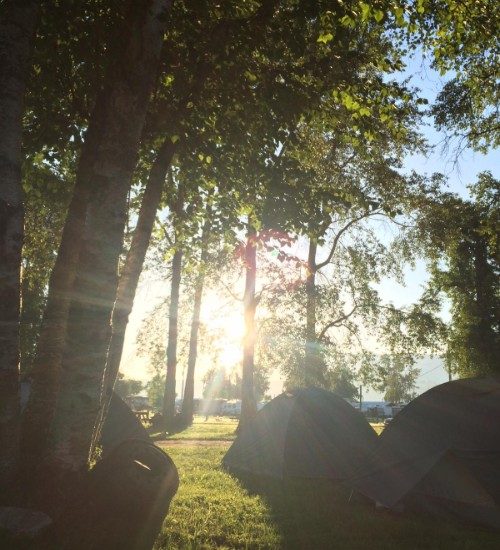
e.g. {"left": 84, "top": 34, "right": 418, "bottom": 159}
{"left": 155, "top": 446, "right": 280, "bottom": 549}
{"left": 150, "top": 416, "right": 239, "bottom": 441}
{"left": 156, "top": 443, "right": 500, "bottom": 549}
{"left": 370, "top": 422, "right": 385, "bottom": 435}
{"left": 152, "top": 416, "right": 383, "bottom": 441}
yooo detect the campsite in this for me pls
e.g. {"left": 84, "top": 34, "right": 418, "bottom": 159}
{"left": 157, "top": 415, "right": 500, "bottom": 549}
{"left": 1, "top": 1, "right": 499, "bottom": 548}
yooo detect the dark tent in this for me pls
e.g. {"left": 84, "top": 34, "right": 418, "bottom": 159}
{"left": 100, "top": 392, "right": 149, "bottom": 454}
{"left": 352, "top": 377, "right": 500, "bottom": 530}
{"left": 223, "top": 387, "right": 378, "bottom": 480}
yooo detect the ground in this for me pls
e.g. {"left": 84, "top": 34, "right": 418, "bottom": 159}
{"left": 154, "top": 417, "right": 499, "bottom": 549}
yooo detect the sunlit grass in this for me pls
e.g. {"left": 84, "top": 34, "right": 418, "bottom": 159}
{"left": 156, "top": 416, "right": 383, "bottom": 441}
{"left": 150, "top": 415, "right": 238, "bottom": 441}
{"left": 156, "top": 444, "right": 500, "bottom": 550}
{"left": 155, "top": 447, "right": 280, "bottom": 549}
{"left": 370, "top": 422, "right": 385, "bottom": 435}
{"left": 168, "top": 416, "right": 238, "bottom": 440}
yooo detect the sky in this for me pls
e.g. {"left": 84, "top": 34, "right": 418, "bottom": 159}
{"left": 120, "top": 51, "right": 498, "bottom": 403}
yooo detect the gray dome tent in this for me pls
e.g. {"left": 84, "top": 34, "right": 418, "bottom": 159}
{"left": 352, "top": 377, "right": 500, "bottom": 530}
{"left": 223, "top": 387, "right": 378, "bottom": 480}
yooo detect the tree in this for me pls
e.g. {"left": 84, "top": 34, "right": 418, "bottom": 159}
{"left": 23, "top": 0, "right": 173, "bottom": 482}
{"left": 19, "top": 157, "right": 73, "bottom": 375}
{"left": 326, "top": 364, "right": 360, "bottom": 401}
{"left": 0, "top": 0, "right": 40, "bottom": 492}
{"left": 104, "top": 140, "right": 176, "bottom": 405}
{"left": 114, "top": 374, "right": 143, "bottom": 400}
{"left": 146, "top": 373, "right": 165, "bottom": 412}
{"left": 406, "top": 0, "right": 500, "bottom": 152}
{"left": 239, "top": 226, "right": 259, "bottom": 429}
{"left": 414, "top": 172, "right": 499, "bottom": 376}
{"left": 180, "top": 203, "right": 213, "bottom": 425}
{"left": 369, "top": 354, "right": 420, "bottom": 404}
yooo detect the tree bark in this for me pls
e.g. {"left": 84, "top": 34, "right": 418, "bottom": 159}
{"left": 100, "top": 141, "right": 176, "bottom": 406}
{"left": 21, "top": 180, "right": 90, "bottom": 471}
{"left": 0, "top": 0, "right": 39, "bottom": 492}
{"left": 89, "top": 141, "right": 176, "bottom": 452}
{"left": 239, "top": 228, "right": 258, "bottom": 431}
{"left": 472, "top": 236, "right": 498, "bottom": 374}
{"left": 304, "top": 238, "right": 318, "bottom": 386}
{"left": 180, "top": 216, "right": 211, "bottom": 425}
{"left": 162, "top": 248, "right": 183, "bottom": 428}
{"left": 36, "top": 0, "right": 173, "bottom": 476}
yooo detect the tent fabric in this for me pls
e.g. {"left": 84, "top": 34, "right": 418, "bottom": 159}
{"left": 352, "top": 377, "right": 500, "bottom": 530}
{"left": 100, "top": 392, "right": 149, "bottom": 454}
{"left": 223, "top": 387, "right": 377, "bottom": 480}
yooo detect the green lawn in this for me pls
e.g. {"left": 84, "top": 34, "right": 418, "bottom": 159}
{"left": 151, "top": 417, "right": 384, "bottom": 440}
{"left": 156, "top": 444, "right": 499, "bottom": 550}
{"left": 151, "top": 416, "right": 239, "bottom": 441}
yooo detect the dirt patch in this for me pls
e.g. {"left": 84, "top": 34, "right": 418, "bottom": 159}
{"left": 156, "top": 439, "right": 233, "bottom": 447}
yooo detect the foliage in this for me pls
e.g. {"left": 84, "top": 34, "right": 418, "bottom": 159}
{"left": 413, "top": 172, "right": 500, "bottom": 376}
{"left": 325, "top": 363, "right": 360, "bottom": 400}
{"left": 406, "top": 0, "right": 500, "bottom": 152}
{"left": 114, "top": 374, "right": 143, "bottom": 399}
{"left": 146, "top": 373, "right": 166, "bottom": 412}
{"left": 20, "top": 155, "right": 74, "bottom": 373}
{"left": 362, "top": 354, "right": 420, "bottom": 404}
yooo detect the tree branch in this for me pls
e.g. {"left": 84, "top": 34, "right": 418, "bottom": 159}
{"left": 316, "top": 211, "right": 378, "bottom": 270}
{"left": 318, "top": 303, "right": 359, "bottom": 342}
{"left": 219, "top": 278, "right": 243, "bottom": 302}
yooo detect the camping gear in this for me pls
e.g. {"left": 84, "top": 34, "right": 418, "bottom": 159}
{"left": 57, "top": 439, "right": 179, "bottom": 550}
{"left": 100, "top": 392, "right": 150, "bottom": 454}
{"left": 352, "top": 377, "right": 500, "bottom": 530}
{"left": 223, "top": 387, "right": 377, "bottom": 480}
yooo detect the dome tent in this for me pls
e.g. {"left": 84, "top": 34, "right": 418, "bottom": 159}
{"left": 223, "top": 387, "right": 378, "bottom": 480}
{"left": 352, "top": 377, "right": 500, "bottom": 530}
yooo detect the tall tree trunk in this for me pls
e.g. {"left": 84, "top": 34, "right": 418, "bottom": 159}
{"left": 304, "top": 238, "right": 318, "bottom": 386}
{"left": 180, "top": 216, "right": 211, "bottom": 425}
{"left": 90, "top": 141, "right": 176, "bottom": 452}
{"left": 100, "top": 141, "right": 176, "bottom": 406}
{"left": 162, "top": 249, "right": 183, "bottom": 428}
{"left": 0, "top": 0, "right": 39, "bottom": 492}
{"left": 37, "top": 0, "right": 173, "bottom": 477}
{"left": 21, "top": 180, "right": 90, "bottom": 471}
{"left": 472, "top": 236, "right": 497, "bottom": 374}
{"left": 239, "top": 228, "right": 258, "bottom": 431}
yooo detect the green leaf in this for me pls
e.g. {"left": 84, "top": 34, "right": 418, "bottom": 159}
{"left": 393, "top": 6, "right": 404, "bottom": 23}
{"left": 340, "top": 15, "right": 355, "bottom": 28}
{"left": 170, "top": 135, "right": 180, "bottom": 144}
{"left": 317, "top": 32, "right": 334, "bottom": 44}
{"left": 244, "top": 70, "right": 257, "bottom": 82}
{"left": 360, "top": 3, "right": 370, "bottom": 21}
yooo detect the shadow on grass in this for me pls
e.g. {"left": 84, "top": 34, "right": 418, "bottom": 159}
{"left": 232, "top": 471, "right": 499, "bottom": 550}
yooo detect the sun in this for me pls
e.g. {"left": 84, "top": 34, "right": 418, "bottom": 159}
{"left": 199, "top": 290, "right": 246, "bottom": 367}
{"left": 218, "top": 343, "right": 242, "bottom": 369}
